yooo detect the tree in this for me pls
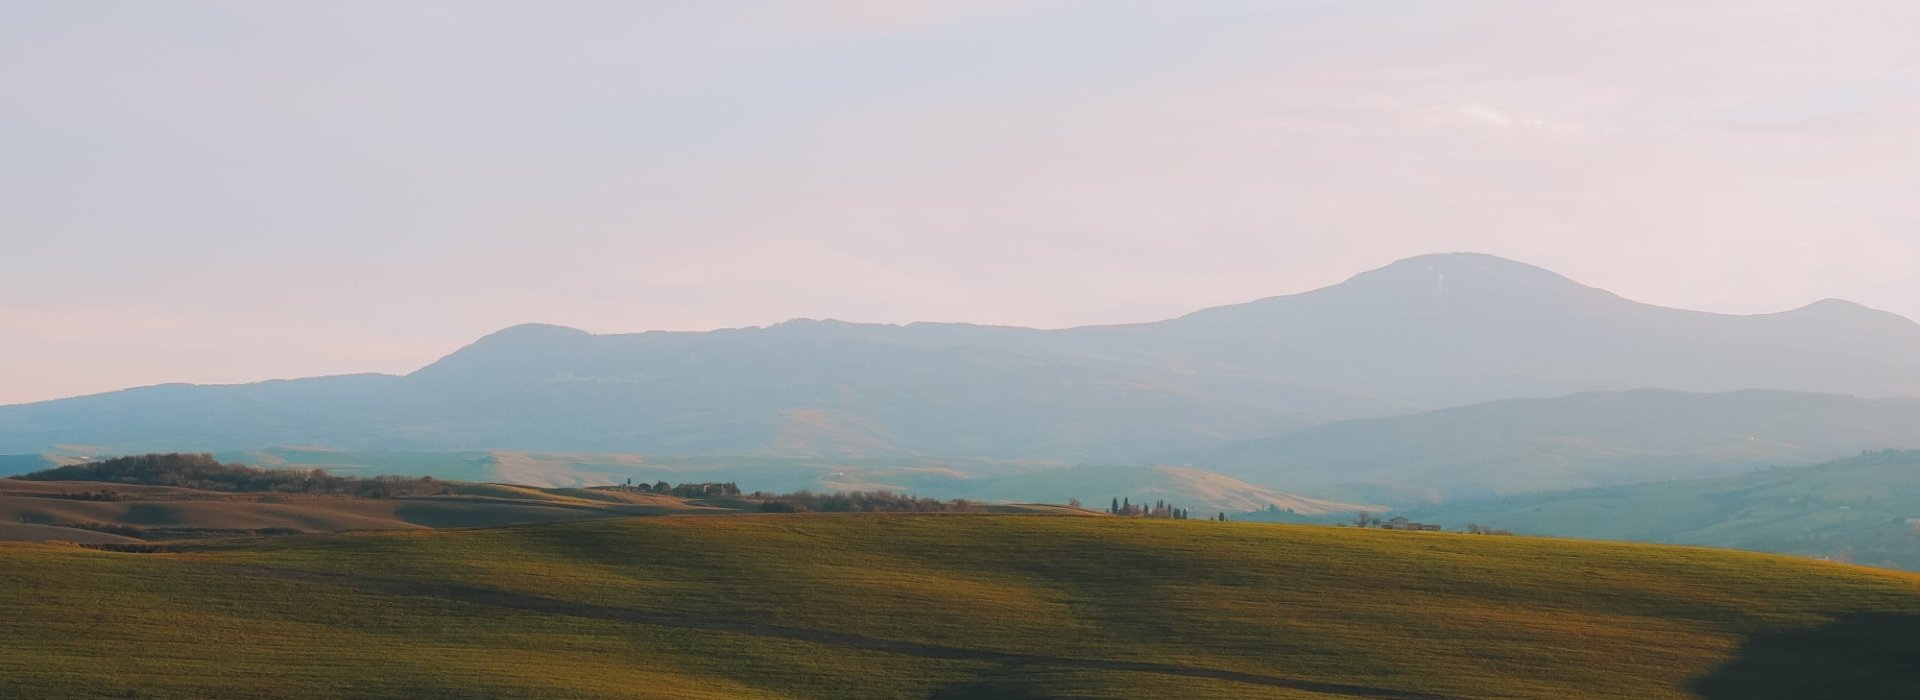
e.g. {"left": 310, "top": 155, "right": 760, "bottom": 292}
{"left": 1353, "top": 511, "right": 1376, "bottom": 528}
{"left": 1110, "top": 497, "right": 1120, "bottom": 514}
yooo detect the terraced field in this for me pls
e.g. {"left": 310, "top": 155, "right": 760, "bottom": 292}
{"left": 6, "top": 515, "right": 1920, "bottom": 698}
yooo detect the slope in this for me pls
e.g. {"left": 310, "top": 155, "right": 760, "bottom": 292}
{"left": 5, "top": 515, "right": 1920, "bottom": 698}
{"left": 0, "top": 476, "right": 743, "bottom": 541}
{"left": 1211, "top": 389, "right": 1920, "bottom": 505}
{"left": 1410, "top": 449, "right": 1920, "bottom": 570}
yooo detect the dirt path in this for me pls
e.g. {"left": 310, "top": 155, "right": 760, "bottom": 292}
{"left": 204, "top": 563, "right": 1463, "bottom": 700}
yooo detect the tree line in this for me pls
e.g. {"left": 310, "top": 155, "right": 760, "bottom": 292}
{"left": 10, "top": 453, "right": 449, "bottom": 498}
{"left": 614, "top": 479, "right": 742, "bottom": 497}
{"left": 1106, "top": 497, "right": 1225, "bottom": 521}
{"left": 755, "top": 490, "right": 982, "bottom": 513}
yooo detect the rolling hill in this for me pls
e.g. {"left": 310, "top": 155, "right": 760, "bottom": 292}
{"left": 0, "top": 476, "right": 742, "bottom": 541}
{"left": 1210, "top": 389, "right": 1920, "bottom": 505}
{"left": 5, "top": 253, "right": 1920, "bottom": 464}
{"left": 1410, "top": 449, "right": 1920, "bottom": 571}
{"left": 6, "top": 515, "right": 1920, "bottom": 698}
{"left": 1, "top": 449, "right": 1367, "bottom": 518}
{"left": 943, "top": 464, "right": 1379, "bottom": 515}
{"left": 0, "top": 452, "right": 1097, "bottom": 544}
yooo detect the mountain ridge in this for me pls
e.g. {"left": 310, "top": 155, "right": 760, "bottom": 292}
{"left": 5, "top": 253, "right": 1919, "bottom": 472}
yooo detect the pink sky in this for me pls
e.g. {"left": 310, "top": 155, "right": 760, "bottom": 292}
{"left": 4, "top": 1, "right": 1919, "bottom": 404}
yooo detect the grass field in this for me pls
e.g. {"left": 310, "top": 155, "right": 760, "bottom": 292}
{"left": 0, "top": 478, "right": 755, "bottom": 541}
{"left": 6, "top": 515, "right": 1920, "bottom": 698}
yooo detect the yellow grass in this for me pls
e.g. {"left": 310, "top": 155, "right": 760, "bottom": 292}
{"left": 5, "top": 515, "right": 1919, "bottom": 698}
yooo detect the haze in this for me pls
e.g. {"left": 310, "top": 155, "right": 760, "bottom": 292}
{"left": 5, "top": 1, "right": 1920, "bottom": 405}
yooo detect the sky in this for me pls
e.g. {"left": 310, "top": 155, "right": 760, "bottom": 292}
{"left": 4, "top": 0, "right": 1920, "bottom": 405}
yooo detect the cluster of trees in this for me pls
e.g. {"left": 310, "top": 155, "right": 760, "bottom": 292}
{"left": 1110, "top": 497, "right": 1186, "bottom": 519}
{"left": 755, "top": 490, "right": 981, "bottom": 513}
{"left": 617, "top": 479, "right": 742, "bottom": 497}
{"left": 1106, "top": 497, "right": 1224, "bottom": 520}
{"left": 27, "top": 489, "right": 129, "bottom": 501}
{"left": 11, "top": 453, "right": 449, "bottom": 498}
{"left": 1462, "top": 523, "right": 1514, "bottom": 535}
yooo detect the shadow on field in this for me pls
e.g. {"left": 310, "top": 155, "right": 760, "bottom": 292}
{"left": 205, "top": 563, "right": 1464, "bottom": 700}
{"left": 1692, "top": 613, "right": 1920, "bottom": 699}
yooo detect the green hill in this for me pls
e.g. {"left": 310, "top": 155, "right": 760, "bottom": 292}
{"left": 7, "top": 515, "right": 1920, "bottom": 698}
{"left": 1411, "top": 449, "right": 1920, "bottom": 570}
{"left": 1212, "top": 389, "right": 1920, "bottom": 505}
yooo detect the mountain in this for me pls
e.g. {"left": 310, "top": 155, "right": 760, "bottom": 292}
{"left": 4, "top": 253, "right": 1919, "bottom": 463}
{"left": 1210, "top": 389, "right": 1920, "bottom": 505}
{"left": 1410, "top": 449, "right": 1920, "bottom": 571}
{"left": 1130, "top": 254, "right": 1920, "bottom": 406}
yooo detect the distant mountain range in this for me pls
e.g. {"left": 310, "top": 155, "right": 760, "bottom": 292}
{"left": 6, "top": 252, "right": 1920, "bottom": 501}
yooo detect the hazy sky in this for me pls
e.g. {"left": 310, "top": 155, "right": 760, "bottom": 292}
{"left": 5, "top": 1, "right": 1919, "bottom": 405}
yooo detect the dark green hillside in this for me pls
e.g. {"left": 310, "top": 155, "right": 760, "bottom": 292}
{"left": 0, "top": 453, "right": 65, "bottom": 474}
{"left": 7, "top": 515, "right": 1920, "bottom": 698}
{"left": 1214, "top": 389, "right": 1920, "bottom": 505}
{"left": 1414, "top": 450, "right": 1920, "bottom": 570}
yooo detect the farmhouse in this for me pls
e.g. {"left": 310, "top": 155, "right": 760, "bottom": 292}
{"left": 1379, "top": 517, "right": 1442, "bottom": 532}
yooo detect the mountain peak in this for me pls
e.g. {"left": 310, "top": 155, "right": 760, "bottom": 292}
{"left": 1774, "top": 298, "right": 1920, "bottom": 336}
{"left": 409, "top": 323, "right": 595, "bottom": 381}
{"left": 1346, "top": 252, "right": 1587, "bottom": 294}
{"left": 476, "top": 323, "right": 593, "bottom": 342}
{"left": 1791, "top": 298, "right": 1878, "bottom": 315}
{"left": 1179, "top": 252, "right": 1616, "bottom": 327}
